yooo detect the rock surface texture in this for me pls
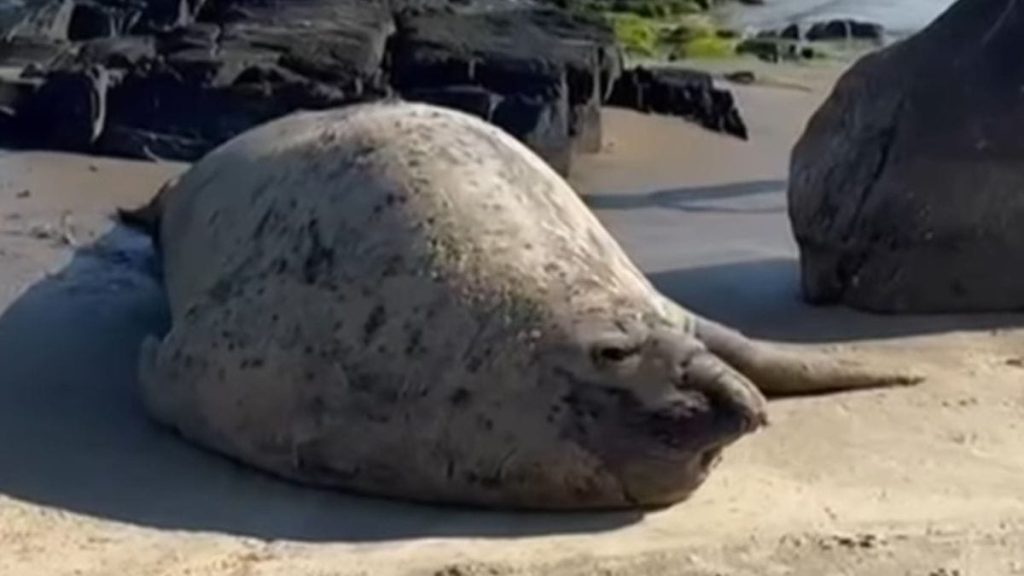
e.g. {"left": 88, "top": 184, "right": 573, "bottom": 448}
{"left": 0, "top": 0, "right": 747, "bottom": 174}
{"left": 788, "top": 0, "right": 1024, "bottom": 312}
{"left": 609, "top": 66, "right": 747, "bottom": 140}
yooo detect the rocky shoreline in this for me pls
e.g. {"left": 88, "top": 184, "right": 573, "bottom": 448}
{"left": 0, "top": 0, "right": 750, "bottom": 175}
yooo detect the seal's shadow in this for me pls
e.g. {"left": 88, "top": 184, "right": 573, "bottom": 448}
{"left": 650, "top": 259, "right": 1024, "bottom": 343}
{"left": 0, "top": 227, "right": 640, "bottom": 542}
{"left": 584, "top": 179, "right": 787, "bottom": 214}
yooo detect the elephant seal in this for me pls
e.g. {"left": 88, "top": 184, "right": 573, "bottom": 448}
{"left": 128, "top": 102, "right": 919, "bottom": 510}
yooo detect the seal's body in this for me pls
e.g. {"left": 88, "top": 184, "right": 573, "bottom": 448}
{"left": 135, "top": 102, "right": 917, "bottom": 510}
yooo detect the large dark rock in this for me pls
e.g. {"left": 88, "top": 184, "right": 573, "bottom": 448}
{"left": 805, "top": 19, "right": 884, "bottom": 42}
{"left": 388, "top": 3, "right": 618, "bottom": 171}
{"left": 737, "top": 36, "right": 817, "bottom": 63}
{"left": 0, "top": 74, "right": 42, "bottom": 145}
{"left": 3, "top": 0, "right": 198, "bottom": 40}
{"left": 0, "top": 74, "right": 41, "bottom": 110}
{"left": 756, "top": 19, "right": 885, "bottom": 44}
{"left": 2, "top": 0, "right": 395, "bottom": 160}
{"left": 405, "top": 84, "right": 502, "bottom": 121}
{"left": 789, "top": 0, "right": 1024, "bottom": 313}
{"left": 608, "top": 66, "right": 747, "bottom": 140}
{"left": 0, "top": 0, "right": 393, "bottom": 159}
{"left": 4, "top": 0, "right": 77, "bottom": 41}
{"left": 493, "top": 79, "right": 573, "bottom": 174}
{"left": 16, "top": 65, "right": 109, "bottom": 151}
{"left": 0, "top": 0, "right": 744, "bottom": 174}
{"left": 66, "top": 1, "right": 119, "bottom": 40}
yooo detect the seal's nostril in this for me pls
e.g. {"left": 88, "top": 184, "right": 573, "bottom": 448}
{"left": 743, "top": 406, "right": 769, "bottom": 433}
{"left": 729, "top": 392, "right": 769, "bottom": 434}
{"left": 682, "top": 352, "right": 768, "bottom": 435}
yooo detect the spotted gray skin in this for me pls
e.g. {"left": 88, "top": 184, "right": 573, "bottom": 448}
{"left": 135, "top": 102, "right": 918, "bottom": 510}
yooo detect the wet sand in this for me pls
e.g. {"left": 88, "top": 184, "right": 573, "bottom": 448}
{"left": 0, "top": 60, "right": 1022, "bottom": 575}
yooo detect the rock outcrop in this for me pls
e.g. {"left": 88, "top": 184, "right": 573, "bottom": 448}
{"left": 789, "top": 0, "right": 1024, "bottom": 313}
{"left": 0, "top": 0, "right": 747, "bottom": 174}
{"left": 608, "top": 66, "right": 747, "bottom": 140}
{"left": 2, "top": 0, "right": 398, "bottom": 158}
{"left": 755, "top": 18, "right": 885, "bottom": 43}
{"left": 388, "top": 3, "right": 622, "bottom": 173}
{"left": 805, "top": 19, "right": 884, "bottom": 42}
{"left": 737, "top": 17, "right": 885, "bottom": 64}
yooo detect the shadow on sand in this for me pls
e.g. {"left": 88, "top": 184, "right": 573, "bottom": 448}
{"left": 650, "top": 258, "right": 1024, "bottom": 343}
{"left": 585, "top": 180, "right": 788, "bottom": 214}
{"left": 0, "top": 227, "right": 640, "bottom": 543}
{"left": 2, "top": 225, "right": 1018, "bottom": 543}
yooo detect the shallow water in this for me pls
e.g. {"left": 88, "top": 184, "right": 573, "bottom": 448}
{"left": 719, "top": 0, "right": 957, "bottom": 36}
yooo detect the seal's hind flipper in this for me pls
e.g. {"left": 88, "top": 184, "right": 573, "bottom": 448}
{"left": 116, "top": 176, "right": 177, "bottom": 254}
{"left": 694, "top": 317, "right": 923, "bottom": 397}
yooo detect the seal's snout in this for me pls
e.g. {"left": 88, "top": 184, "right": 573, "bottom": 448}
{"left": 683, "top": 351, "right": 769, "bottom": 435}
{"left": 572, "top": 328, "right": 770, "bottom": 507}
{"left": 648, "top": 329, "right": 768, "bottom": 435}
{"left": 587, "top": 327, "right": 769, "bottom": 435}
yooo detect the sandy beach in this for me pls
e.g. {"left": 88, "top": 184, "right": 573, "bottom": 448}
{"left": 1, "top": 59, "right": 1023, "bottom": 575}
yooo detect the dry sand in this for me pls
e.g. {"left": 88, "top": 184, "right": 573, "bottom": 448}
{"left": 0, "top": 59, "right": 1022, "bottom": 576}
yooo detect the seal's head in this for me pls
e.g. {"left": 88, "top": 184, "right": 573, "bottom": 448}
{"left": 536, "top": 309, "right": 768, "bottom": 508}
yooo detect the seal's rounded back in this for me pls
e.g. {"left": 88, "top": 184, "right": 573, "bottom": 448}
{"left": 141, "top": 102, "right": 767, "bottom": 510}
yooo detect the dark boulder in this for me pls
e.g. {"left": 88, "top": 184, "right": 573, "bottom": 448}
{"left": 99, "top": 124, "right": 212, "bottom": 160}
{"left": 387, "top": 3, "right": 617, "bottom": 172}
{"left": 2, "top": 0, "right": 394, "bottom": 160}
{"left": 0, "top": 106, "right": 17, "bottom": 138}
{"left": 17, "top": 65, "right": 109, "bottom": 151}
{"left": 0, "top": 74, "right": 42, "bottom": 146}
{"left": 805, "top": 19, "right": 884, "bottom": 42}
{"left": 789, "top": 0, "right": 1024, "bottom": 312}
{"left": 75, "top": 36, "right": 158, "bottom": 69}
{"left": 0, "top": 0, "right": 742, "bottom": 175}
{"left": 780, "top": 23, "right": 801, "bottom": 40}
{"left": 0, "top": 74, "right": 41, "bottom": 111}
{"left": 0, "top": 37, "right": 71, "bottom": 68}
{"left": 737, "top": 37, "right": 782, "bottom": 62}
{"left": 492, "top": 80, "right": 573, "bottom": 175}
{"left": 3, "top": 0, "right": 196, "bottom": 40}
{"left": 404, "top": 85, "right": 503, "bottom": 122}
{"left": 66, "top": 1, "right": 119, "bottom": 41}
{"left": 751, "top": 18, "right": 884, "bottom": 52}
{"left": 96, "top": 54, "right": 361, "bottom": 160}
{"left": 736, "top": 37, "right": 812, "bottom": 63}
{"left": 723, "top": 70, "right": 756, "bottom": 85}
{"left": 608, "top": 66, "right": 747, "bottom": 140}
{"left": 139, "top": 0, "right": 193, "bottom": 31}
{"left": 4, "top": 0, "right": 77, "bottom": 41}
{"left": 570, "top": 96, "right": 601, "bottom": 153}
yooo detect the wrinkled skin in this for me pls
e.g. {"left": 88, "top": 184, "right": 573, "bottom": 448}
{"left": 135, "top": 102, "right": 910, "bottom": 510}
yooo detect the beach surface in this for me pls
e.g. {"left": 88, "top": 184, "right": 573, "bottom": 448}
{"left": 1, "top": 59, "right": 1023, "bottom": 575}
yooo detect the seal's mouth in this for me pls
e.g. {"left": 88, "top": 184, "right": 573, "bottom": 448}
{"left": 644, "top": 387, "right": 763, "bottom": 453}
{"left": 571, "top": 388, "right": 756, "bottom": 507}
{"left": 615, "top": 441, "right": 728, "bottom": 508}
{"left": 687, "top": 446, "right": 724, "bottom": 493}
{"left": 700, "top": 446, "right": 723, "bottom": 470}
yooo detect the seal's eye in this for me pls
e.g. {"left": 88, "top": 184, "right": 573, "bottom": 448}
{"left": 592, "top": 344, "right": 640, "bottom": 364}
